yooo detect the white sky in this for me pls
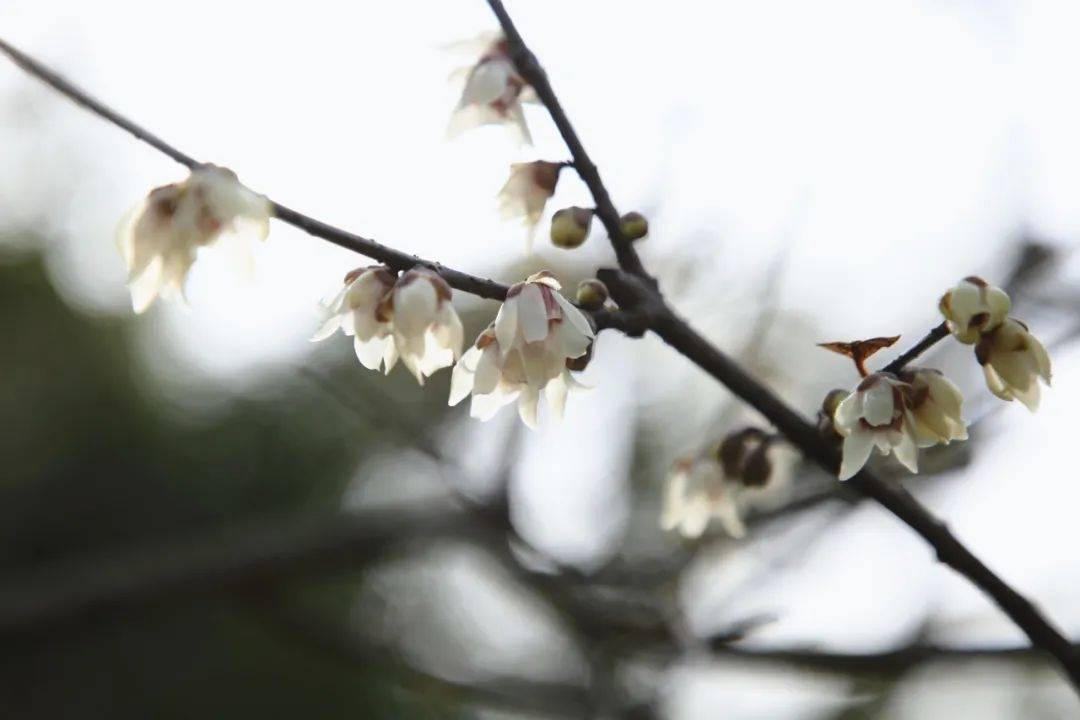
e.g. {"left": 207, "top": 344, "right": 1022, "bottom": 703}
{"left": 4, "top": 0, "right": 1080, "bottom": 716}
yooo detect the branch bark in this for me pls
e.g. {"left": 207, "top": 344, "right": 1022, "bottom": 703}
{"left": 4, "top": 13, "right": 1078, "bottom": 692}
{"left": 487, "top": 4, "right": 1080, "bottom": 688}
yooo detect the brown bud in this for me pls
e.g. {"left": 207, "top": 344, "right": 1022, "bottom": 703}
{"left": 550, "top": 207, "right": 593, "bottom": 249}
{"left": 717, "top": 428, "right": 763, "bottom": 478}
{"left": 620, "top": 211, "right": 649, "bottom": 241}
{"left": 576, "top": 279, "right": 609, "bottom": 310}
{"left": 741, "top": 446, "right": 773, "bottom": 487}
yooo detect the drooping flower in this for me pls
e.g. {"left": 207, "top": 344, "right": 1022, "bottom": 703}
{"left": 898, "top": 368, "right": 968, "bottom": 446}
{"left": 447, "top": 33, "right": 534, "bottom": 144}
{"left": 939, "top": 276, "right": 1011, "bottom": 344}
{"left": 116, "top": 164, "right": 271, "bottom": 313}
{"left": 833, "top": 373, "right": 920, "bottom": 480}
{"left": 497, "top": 161, "right": 563, "bottom": 250}
{"left": 448, "top": 271, "right": 593, "bottom": 427}
{"left": 975, "top": 318, "right": 1052, "bottom": 411}
{"left": 660, "top": 457, "right": 746, "bottom": 539}
{"left": 312, "top": 266, "right": 463, "bottom": 384}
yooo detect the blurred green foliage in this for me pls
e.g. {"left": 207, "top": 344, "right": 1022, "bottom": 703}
{"left": 0, "top": 251, "right": 460, "bottom": 718}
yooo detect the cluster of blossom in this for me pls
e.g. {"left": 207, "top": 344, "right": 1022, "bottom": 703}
{"left": 116, "top": 164, "right": 272, "bottom": 313}
{"left": 661, "top": 428, "right": 784, "bottom": 539}
{"left": 828, "top": 277, "right": 1050, "bottom": 481}
{"left": 447, "top": 34, "right": 648, "bottom": 252}
{"left": 108, "top": 47, "right": 1052, "bottom": 538}
{"left": 659, "top": 275, "right": 1053, "bottom": 537}
{"left": 116, "top": 164, "right": 595, "bottom": 424}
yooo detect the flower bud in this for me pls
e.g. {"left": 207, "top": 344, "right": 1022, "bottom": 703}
{"left": 550, "top": 207, "right": 593, "bottom": 249}
{"left": 620, "top": 211, "right": 649, "bottom": 241}
{"left": 716, "top": 428, "right": 764, "bottom": 478}
{"left": 821, "top": 389, "right": 849, "bottom": 418}
{"left": 575, "top": 279, "right": 609, "bottom": 310}
{"left": 741, "top": 446, "right": 773, "bottom": 487}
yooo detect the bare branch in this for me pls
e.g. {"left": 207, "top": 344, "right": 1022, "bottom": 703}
{"left": 482, "top": 5, "right": 1080, "bottom": 684}
{"left": 485, "top": 0, "right": 649, "bottom": 278}
{"left": 882, "top": 322, "right": 951, "bottom": 374}
{"left": 255, "top": 598, "right": 593, "bottom": 718}
{"left": 0, "top": 37, "right": 510, "bottom": 302}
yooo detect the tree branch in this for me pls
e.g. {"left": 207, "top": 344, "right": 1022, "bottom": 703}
{"left": 255, "top": 597, "right": 593, "bottom": 718}
{"left": 0, "top": 37, "right": 510, "bottom": 302}
{"left": 483, "top": 4, "right": 1080, "bottom": 686}
{"left": 485, "top": 0, "right": 649, "bottom": 279}
{"left": 5, "top": 13, "right": 1079, "bottom": 693}
{"left": 647, "top": 297, "right": 1080, "bottom": 686}
{"left": 882, "top": 321, "right": 951, "bottom": 374}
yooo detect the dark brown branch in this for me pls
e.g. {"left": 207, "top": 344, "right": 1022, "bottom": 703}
{"left": 882, "top": 321, "right": 951, "bottom": 375}
{"left": 6, "top": 18, "right": 1079, "bottom": 692}
{"left": 255, "top": 598, "right": 593, "bottom": 718}
{"left": 643, "top": 293, "right": 1080, "bottom": 686}
{"left": 481, "top": 0, "right": 1080, "bottom": 686}
{"left": 0, "top": 507, "right": 487, "bottom": 642}
{"left": 0, "top": 37, "right": 510, "bottom": 303}
{"left": 485, "top": 0, "right": 649, "bottom": 279}
{"left": 709, "top": 639, "right": 1066, "bottom": 675}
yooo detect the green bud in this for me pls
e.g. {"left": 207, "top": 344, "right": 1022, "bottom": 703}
{"left": 821, "top": 389, "right": 849, "bottom": 418}
{"left": 620, "top": 211, "right": 649, "bottom": 241}
{"left": 576, "top": 279, "right": 609, "bottom": 310}
{"left": 550, "top": 207, "right": 593, "bottom": 249}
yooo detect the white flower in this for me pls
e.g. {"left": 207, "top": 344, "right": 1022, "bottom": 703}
{"left": 312, "top": 266, "right": 463, "bottom": 384}
{"left": 899, "top": 368, "right": 969, "bottom": 446}
{"left": 447, "top": 34, "right": 534, "bottom": 144}
{"left": 939, "top": 276, "right": 1011, "bottom": 344}
{"left": 833, "top": 373, "right": 920, "bottom": 480}
{"left": 660, "top": 457, "right": 746, "bottom": 539}
{"left": 975, "top": 318, "right": 1052, "bottom": 411}
{"left": 497, "top": 161, "right": 563, "bottom": 250}
{"left": 116, "top": 164, "right": 271, "bottom": 313}
{"left": 448, "top": 271, "right": 593, "bottom": 427}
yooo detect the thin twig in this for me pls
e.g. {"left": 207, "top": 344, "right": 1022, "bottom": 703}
{"left": 255, "top": 597, "right": 593, "bottom": 718}
{"left": 0, "top": 37, "right": 509, "bottom": 301}
{"left": 480, "top": 6, "right": 1080, "bottom": 687}
{"left": 485, "top": 0, "right": 648, "bottom": 278}
{"left": 5, "top": 18, "right": 1079, "bottom": 691}
{"left": 708, "top": 640, "right": 1068, "bottom": 675}
{"left": 882, "top": 322, "right": 951, "bottom": 375}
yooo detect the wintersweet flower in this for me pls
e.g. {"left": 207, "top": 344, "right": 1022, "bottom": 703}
{"left": 448, "top": 271, "right": 593, "bottom": 427}
{"left": 660, "top": 457, "right": 746, "bottom": 539}
{"left": 312, "top": 266, "right": 463, "bottom": 384}
{"left": 116, "top": 164, "right": 271, "bottom": 313}
{"left": 898, "top": 368, "right": 968, "bottom": 446}
{"left": 975, "top": 318, "right": 1052, "bottom": 411}
{"left": 833, "top": 373, "right": 920, "bottom": 480}
{"left": 447, "top": 34, "right": 534, "bottom": 144}
{"left": 939, "top": 276, "right": 1011, "bottom": 344}
{"left": 497, "top": 161, "right": 563, "bottom": 249}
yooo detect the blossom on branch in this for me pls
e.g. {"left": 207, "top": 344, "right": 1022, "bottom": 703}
{"left": 447, "top": 33, "right": 534, "bottom": 144}
{"left": 312, "top": 266, "right": 463, "bottom": 384}
{"left": 975, "top": 318, "right": 1052, "bottom": 411}
{"left": 833, "top": 373, "right": 920, "bottom": 480}
{"left": 448, "top": 271, "right": 593, "bottom": 427}
{"left": 497, "top": 161, "right": 563, "bottom": 250}
{"left": 939, "top": 276, "right": 1011, "bottom": 344}
{"left": 116, "top": 164, "right": 271, "bottom": 313}
{"left": 660, "top": 457, "right": 745, "bottom": 539}
{"left": 898, "top": 368, "right": 969, "bottom": 446}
